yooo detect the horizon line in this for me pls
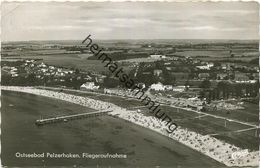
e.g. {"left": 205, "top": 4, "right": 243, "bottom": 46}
{"left": 2, "top": 38, "right": 259, "bottom": 43}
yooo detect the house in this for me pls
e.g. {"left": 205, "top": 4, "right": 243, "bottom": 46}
{"left": 221, "top": 63, "right": 234, "bottom": 70}
{"left": 172, "top": 86, "right": 186, "bottom": 92}
{"left": 234, "top": 73, "right": 249, "bottom": 81}
{"left": 150, "top": 55, "right": 166, "bottom": 59}
{"left": 217, "top": 73, "right": 228, "bottom": 80}
{"left": 41, "top": 69, "right": 48, "bottom": 73}
{"left": 166, "top": 67, "right": 172, "bottom": 71}
{"left": 142, "top": 72, "right": 151, "bottom": 75}
{"left": 49, "top": 66, "right": 55, "bottom": 70}
{"left": 207, "top": 62, "right": 214, "bottom": 68}
{"left": 153, "top": 69, "right": 163, "bottom": 76}
{"left": 198, "top": 73, "right": 210, "bottom": 80}
{"left": 235, "top": 80, "right": 257, "bottom": 84}
{"left": 38, "top": 62, "right": 47, "bottom": 68}
{"left": 164, "top": 85, "right": 173, "bottom": 90}
{"left": 150, "top": 82, "right": 165, "bottom": 91}
{"left": 196, "top": 65, "right": 210, "bottom": 70}
{"left": 80, "top": 82, "right": 99, "bottom": 90}
{"left": 11, "top": 67, "right": 18, "bottom": 71}
{"left": 55, "top": 72, "right": 65, "bottom": 76}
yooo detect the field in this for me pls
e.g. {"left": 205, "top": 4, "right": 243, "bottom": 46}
{"left": 2, "top": 40, "right": 258, "bottom": 67}
{"left": 204, "top": 102, "right": 259, "bottom": 124}
{"left": 2, "top": 53, "right": 134, "bottom": 73}
{"left": 43, "top": 88, "right": 259, "bottom": 151}
{"left": 175, "top": 50, "right": 258, "bottom": 62}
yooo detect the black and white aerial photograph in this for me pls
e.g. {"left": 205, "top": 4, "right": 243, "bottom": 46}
{"left": 1, "top": 1, "right": 259, "bottom": 167}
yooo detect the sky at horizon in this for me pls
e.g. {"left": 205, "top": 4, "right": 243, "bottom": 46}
{"left": 2, "top": 2, "right": 259, "bottom": 41}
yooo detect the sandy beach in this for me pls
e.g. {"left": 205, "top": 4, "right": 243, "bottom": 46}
{"left": 1, "top": 86, "right": 258, "bottom": 167}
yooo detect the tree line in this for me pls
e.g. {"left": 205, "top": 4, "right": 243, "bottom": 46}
{"left": 199, "top": 80, "right": 259, "bottom": 103}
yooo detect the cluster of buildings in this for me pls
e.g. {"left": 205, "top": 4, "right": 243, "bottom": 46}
{"left": 150, "top": 82, "right": 188, "bottom": 92}
{"left": 1, "top": 59, "right": 109, "bottom": 89}
{"left": 23, "top": 60, "right": 75, "bottom": 81}
{"left": 2, "top": 66, "right": 19, "bottom": 77}
{"left": 142, "top": 56, "right": 259, "bottom": 82}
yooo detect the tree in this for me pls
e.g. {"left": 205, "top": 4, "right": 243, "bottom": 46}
{"left": 185, "top": 80, "right": 190, "bottom": 91}
{"left": 200, "top": 80, "right": 211, "bottom": 89}
{"left": 235, "top": 84, "right": 242, "bottom": 98}
{"left": 214, "top": 62, "right": 221, "bottom": 67}
{"left": 75, "top": 68, "right": 80, "bottom": 74}
{"left": 162, "top": 70, "right": 172, "bottom": 85}
{"left": 198, "top": 90, "right": 205, "bottom": 100}
{"left": 27, "top": 73, "right": 37, "bottom": 86}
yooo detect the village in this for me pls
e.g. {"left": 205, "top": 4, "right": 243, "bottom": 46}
{"left": 2, "top": 48, "right": 259, "bottom": 114}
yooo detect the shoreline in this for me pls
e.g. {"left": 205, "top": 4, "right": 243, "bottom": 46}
{"left": 37, "top": 86, "right": 258, "bottom": 128}
{"left": 1, "top": 86, "right": 258, "bottom": 167}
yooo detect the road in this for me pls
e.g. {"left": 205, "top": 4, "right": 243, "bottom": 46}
{"left": 37, "top": 86, "right": 259, "bottom": 129}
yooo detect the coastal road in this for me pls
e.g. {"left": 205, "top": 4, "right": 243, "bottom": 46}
{"left": 37, "top": 86, "right": 259, "bottom": 129}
